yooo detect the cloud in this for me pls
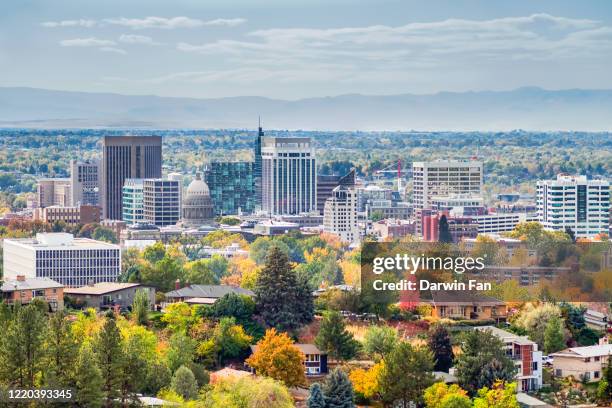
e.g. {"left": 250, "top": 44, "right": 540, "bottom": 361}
{"left": 118, "top": 34, "right": 161, "bottom": 45}
{"left": 99, "top": 47, "right": 128, "bottom": 55}
{"left": 103, "top": 16, "right": 246, "bottom": 30}
{"left": 42, "top": 19, "right": 97, "bottom": 28}
{"left": 60, "top": 38, "right": 116, "bottom": 47}
{"left": 203, "top": 18, "right": 247, "bottom": 27}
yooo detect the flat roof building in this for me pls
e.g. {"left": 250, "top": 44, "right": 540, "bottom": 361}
{"left": 2, "top": 233, "right": 121, "bottom": 287}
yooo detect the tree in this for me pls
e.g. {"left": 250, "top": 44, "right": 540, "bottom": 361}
{"left": 171, "top": 365, "right": 199, "bottom": 400}
{"left": 254, "top": 246, "right": 313, "bottom": 332}
{"left": 212, "top": 317, "right": 253, "bottom": 366}
{"left": 308, "top": 382, "right": 326, "bottom": 408}
{"left": 185, "top": 259, "right": 219, "bottom": 284}
{"left": 118, "top": 332, "right": 149, "bottom": 404}
{"left": 438, "top": 215, "right": 453, "bottom": 243}
{"left": 166, "top": 332, "right": 197, "bottom": 372}
{"left": 74, "top": 343, "right": 104, "bottom": 408}
{"left": 204, "top": 376, "right": 293, "bottom": 408}
{"left": 428, "top": 324, "right": 455, "bottom": 372}
{"left": 93, "top": 313, "right": 124, "bottom": 406}
{"left": 315, "top": 311, "right": 359, "bottom": 361}
{"left": 245, "top": 328, "right": 306, "bottom": 387}
{"left": 514, "top": 303, "right": 562, "bottom": 349}
{"left": 363, "top": 325, "right": 398, "bottom": 361}
{"left": 92, "top": 226, "right": 118, "bottom": 243}
{"left": 424, "top": 383, "right": 471, "bottom": 408}
{"left": 143, "top": 241, "right": 166, "bottom": 263}
{"left": 349, "top": 361, "right": 384, "bottom": 400}
{"left": 161, "top": 302, "right": 197, "bottom": 334}
{"left": 132, "top": 288, "right": 150, "bottom": 326}
{"left": 472, "top": 381, "right": 519, "bottom": 408}
{"left": 0, "top": 303, "right": 46, "bottom": 387}
{"left": 323, "top": 368, "right": 355, "bottom": 408}
{"left": 455, "top": 330, "right": 516, "bottom": 395}
{"left": 378, "top": 342, "right": 434, "bottom": 407}
{"left": 44, "top": 311, "right": 78, "bottom": 387}
{"left": 544, "top": 315, "right": 565, "bottom": 354}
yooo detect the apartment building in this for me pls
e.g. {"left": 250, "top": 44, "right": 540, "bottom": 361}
{"left": 323, "top": 185, "right": 360, "bottom": 243}
{"left": 1, "top": 276, "right": 64, "bottom": 311}
{"left": 537, "top": 174, "right": 610, "bottom": 238}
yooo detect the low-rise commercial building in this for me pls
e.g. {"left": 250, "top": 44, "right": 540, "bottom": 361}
{"left": 2, "top": 233, "right": 121, "bottom": 287}
{"left": 33, "top": 205, "right": 101, "bottom": 226}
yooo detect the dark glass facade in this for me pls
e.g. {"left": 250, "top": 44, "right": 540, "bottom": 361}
{"left": 205, "top": 162, "right": 255, "bottom": 215}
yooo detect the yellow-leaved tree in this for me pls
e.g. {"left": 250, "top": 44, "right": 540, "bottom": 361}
{"left": 245, "top": 328, "right": 306, "bottom": 387}
{"left": 349, "top": 361, "right": 384, "bottom": 400}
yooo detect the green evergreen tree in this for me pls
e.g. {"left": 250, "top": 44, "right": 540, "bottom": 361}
{"left": 144, "top": 360, "right": 172, "bottom": 395}
{"left": 118, "top": 334, "right": 149, "bottom": 405}
{"left": 438, "top": 215, "right": 453, "bottom": 243}
{"left": 428, "top": 324, "right": 455, "bottom": 372}
{"left": 93, "top": 313, "right": 124, "bottom": 406}
{"left": 379, "top": 342, "right": 434, "bottom": 407}
{"left": 315, "top": 311, "right": 358, "bottom": 361}
{"left": 44, "top": 311, "right": 78, "bottom": 387}
{"left": 75, "top": 343, "right": 104, "bottom": 408}
{"left": 171, "top": 365, "right": 199, "bottom": 400}
{"left": 254, "top": 246, "right": 314, "bottom": 332}
{"left": 132, "top": 288, "right": 150, "bottom": 326}
{"left": 307, "top": 383, "right": 326, "bottom": 408}
{"left": 0, "top": 303, "right": 46, "bottom": 387}
{"left": 323, "top": 368, "right": 355, "bottom": 408}
{"left": 455, "top": 329, "right": 516, "bottom": 395}
{"left": 544, "top": 316, "right": 565, "bottom": 354}
{"left": 605, "top": 355, "right": 612, "bottom": 399}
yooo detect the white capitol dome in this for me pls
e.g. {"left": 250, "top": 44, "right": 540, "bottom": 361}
{"left": 186, "top": 172, "right": 210, "bottom": 196}
{"left": 182, "top": 172, "right": 214, "bottom": 227}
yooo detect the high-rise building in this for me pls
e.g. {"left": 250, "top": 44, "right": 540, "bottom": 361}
{"left": 101, "top": 136, "right": 162, "bottom": 220}
{"left": 143, "top": 179, "right": 180, "bottom": 226}
{"left": 70, "top": 159, "right": 100, "bottom": 207}
{"left": 323, "top": 186, "right": 359, "bottom": 243}
{"left": 317, "top": 169, "right": 356, "bottom": 214}
{"left": 2, "top": 233, "right": 121, "bottom": 287}
{"left": 261, "top": 136, "right": 317, "bottom": 215}
{"left": 205, "top": 162, "right": 255, "bottom": 215}
{"left": 537, "top": 174, "right": 610, "bottom": 238}
{"left": 254, "top": 120, "right": 263, "bottom": 210}
{"left": 167, "top": 172, "right": 184, "bottom": 215}
{"left": 412, "top": 160, "right": 483, "bottom": 209}
{"left": 122, "top": 179, "right": 144, "bottom": 225}
{"left": 37, "top": 178, "right": 72, "bottom": 208}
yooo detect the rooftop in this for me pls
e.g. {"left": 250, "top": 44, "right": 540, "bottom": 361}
{"left": 551, "top": 344, "right": 612, "bottom": 358}
{"left": 5, "top": 233, "right": 119, "bottom": 249}
{"left": 475, "top": 326, "right": 535, "bottom": 346}
{"left": 165, "top": 284, "right": 254, "bottom": 299}
{"left": 64, "top": 282, "right": 143, "bottom": 296}
{"left": 251, "top": 343, "right": 323, "bottom": 355}
{"left": 1, "top": 277, "right": 63, "bottom": 292}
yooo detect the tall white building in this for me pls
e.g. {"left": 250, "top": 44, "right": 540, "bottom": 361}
{"left": 537, "top": 174, "right": 610, "bottom": 238}
{"left": 70, "top": 159, "right": 100, "bottom": 207}
{"left": 261, "top": 137, "right": 317, "bottom": 215}
{"left": 323, "top": 186, "right": 359, "bottom": 243}
{"left": 412, "top": 160, "right": 483, "bottom": 209}
{"left": 2, "top": 233, "right": 121, "bottom": 287}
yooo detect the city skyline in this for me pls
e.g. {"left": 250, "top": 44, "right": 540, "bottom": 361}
{"left": 3, "top": 1, "right": 612, "bottom": 99}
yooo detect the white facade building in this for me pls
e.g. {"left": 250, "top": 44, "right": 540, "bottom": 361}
{"left": 261, "top": 137, "right": 317, "bottom": 215}
{"left": 472, "top": 212, "right": 538, "bottom": 234}
{"left": 412, "top": 160, "right": 483, "bottom": 209}
{"left": 323, "top": 186, "right": 360, "bottom": 243}
{"left": 2, "top": 233, "right": 121, "bottom": 287}
{"left": 143, "top": 179, "right": 181, "bottom": 226}
{"left": 537, "top": 174, "right": 610, "bottom": 238}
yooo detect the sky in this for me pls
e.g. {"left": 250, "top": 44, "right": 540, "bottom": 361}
{"left": 2, "top": 0, "right": 612, "bottom": 99}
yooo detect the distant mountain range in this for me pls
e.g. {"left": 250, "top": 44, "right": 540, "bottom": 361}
{"left": 1, "top": 86, "right": 612, "bottom": 131}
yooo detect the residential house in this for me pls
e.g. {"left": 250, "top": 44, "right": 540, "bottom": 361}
{"left": 419, "top": 291, "right": 507, "bottom": 321}
{"left": 475, "top": 326, "right": 543, "bottom": 392}
{"left": 165, "top": 284, "right": 254, "bottom": 305}
{"left": 64, "top": 282, "right": 155, "bottom": 310}
{"left": 551, "top": 344, "right": 612, "bottom": 383}
{"left": 1, "top": 276, "right": 64, "bottom": 311}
